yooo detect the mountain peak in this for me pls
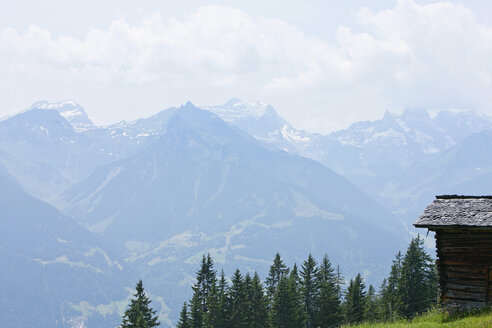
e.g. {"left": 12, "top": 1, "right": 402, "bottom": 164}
{"left": 183, "top": 101, "right": 196, "bottom": 108}
{"left": 30, "top": 100, "right": 93, "bottom": 129}
{"left": 203, "top": 99, "right": 276, "bottom": 123}
{"left": 382, "top": 110, "right": 393, "bottom": 121}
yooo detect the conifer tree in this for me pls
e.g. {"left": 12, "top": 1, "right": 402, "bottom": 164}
{"left": 363, "top": 285, "right": 378, "bottom": 322}
{"left": 193, "top": 254, "right": 217, "bottom": 317}
{"left": 290, "top": 263, "right": 301, "bottom": 286}
{"left": 289, "top": 266, "right": 306, "bottom": 327}
{"left": 396, "top": 236, "right": 438, "bottom": 318}
{"left": 229, "top": 269, "right": 248, "bottom": 328}
{"left": 344, "top": 274, "right": 366, "bottom": 325}
{"left": 205, "top": 270, "right": 230, "bottom": 328}
{"left": 189, "top": 292, "right": 203, "bottom": 328}
{"left": 335, "top": 265, "right": 344, "bottom": 300}
{"left": 317, "top": 254, "right": 342, "bottom": 328}
{"left": 217, "top": 270, "right": 231, "bottom": 327}
{"left": 266, "top": 253, "right": 289, "bottom": 302}
{"left": 204, "top": 281, "right": 220, "bottom": 328}
{"left": 271, "top": 273, "right": 304, "bottom": 328}
{"left": 176, "top": 303, "right": 190, "bottom": 328}
{"left": 300, "top": 254, "right": 319, "bottom": 328}
{"left": 121, "top": 280, "right": 160, "bottom": 328}
{"left": 243, "top": 273, "right": 254, "bottom": 328}
{"left": 249, "top": 272, "right": 268, "bottom": 328}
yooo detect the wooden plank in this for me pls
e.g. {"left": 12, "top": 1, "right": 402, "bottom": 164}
{"left": 445, "top": 265, "right": 485, "bottom": 273}
{"left": 440, "top": 238, "right": 492, "bottom": 244}
{"left": 439, "top": 231, "right": 492, "bottom": 235}
{"left": 446, "top": 277, "right": 486, "bottom": 287}
{"left": 440, "top": 247, "right": 492, "bottom": 252}
{"left": 442, "top": 258, "right": 492, "bottom": 266}
{"left": 440, "top": 244, "right": 492, "bottom": 250}
{"left": 441, "top": 253, "right": 492, "bottom": 258}
{"left": 444, "top": 289, "right": 485, "bottom": 301}
{"left": 440, "top": 246, "right": 492, "bottom": 250}
{"left": 444, "top": 299, "right": 485, "bottom": 308}
{"left": 439, "top": 235, "right": 492, "bottom": 241}
{"left": 486, "top": 267, "right": 490, "bottom": 304}
{"left": 445, "top": 283, "right": 485, "bottom": 294}
{"left": 446, "top": 271, "right": 485, "bottom": 280}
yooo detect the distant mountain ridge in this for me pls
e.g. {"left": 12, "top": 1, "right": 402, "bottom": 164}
{"left": 202, "top": 99, "right": 492, "bottom": 220}
{"left": 30, "top": 100, "right": 94, "bottom": 130}
{"left": 1, "top": 97, "right": 490, "bottom": 218}
{"left": 56, "top": 102, "right": 404, "bottom": 326}
{"left": 203, "top": 98, "right": 316, "bottom": 155}
{"left": 1, "top": 98, "right": 492, "bottom": 327}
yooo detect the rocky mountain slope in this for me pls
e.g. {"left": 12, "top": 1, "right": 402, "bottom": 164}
{"left": 56, "top": 103, "right": 405, "bottom": 324}
{"left": 204, "top": 99, "right": 492, "bottom": 221}
{"left": 0, "top": 163, "right": 131, "bottom": 327}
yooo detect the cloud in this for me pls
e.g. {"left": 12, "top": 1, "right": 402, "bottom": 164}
{"left": 2, "top": 0, "right": 492, "bottom": 131}
{"left": 0, "top": 7, "right": 347, "bottom": 87}
{"left": 343, "top": 0, "right": 492, "bottom": 110}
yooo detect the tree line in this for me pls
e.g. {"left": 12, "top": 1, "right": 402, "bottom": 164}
{"left": 119, "top": 236, "right": 438, "bottom": 327}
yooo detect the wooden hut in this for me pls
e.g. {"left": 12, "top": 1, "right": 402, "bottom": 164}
{"left": 414, "top": 195, "right": 492, "bottom": 309}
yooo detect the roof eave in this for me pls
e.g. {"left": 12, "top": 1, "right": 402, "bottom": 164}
{"left": 414, "top": 224, "right": 492, "bottom": 230}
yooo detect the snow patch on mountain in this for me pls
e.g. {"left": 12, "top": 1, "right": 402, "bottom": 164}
{"left": 34, "top": 255, "right": 104, "bottom": 273}
{"left": 84, "top": 247, "right": 124, "bottom": 271}
{"left": 203, "top": 98, "right": 271, "bottom": 121}
{"left": 30, "top": 100, "right": 93, "bottom": 130}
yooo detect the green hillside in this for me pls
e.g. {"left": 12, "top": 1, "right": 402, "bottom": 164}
{"left": 346, "top": 308, "right": 492, "bottom": 328}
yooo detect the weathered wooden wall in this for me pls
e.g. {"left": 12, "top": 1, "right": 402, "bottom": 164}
{"left": 436, "top": 229, "right": 492, "bottom": 308}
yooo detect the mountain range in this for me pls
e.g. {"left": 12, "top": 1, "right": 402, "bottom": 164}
{"left": 1, "top": 98, "right": 491, "bottom": 327}
{"left": 206, "top": 98, "right": 492, "bottom": 221}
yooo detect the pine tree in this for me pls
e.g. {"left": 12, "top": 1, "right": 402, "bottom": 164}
{"left": 363, "top": 285, "right": 378, "bottom": 322}
{"left": 243, "top": 273, "right": 254, "bottom": 328}
{"left": 176, "top": 303, "right": 190, "bottom": 328}
{"left": 271, "top": 272, "right": 304, "bottom": 328}
{"left": 229, "top": 269, "right": 248, "bottom": 328}
{"left": 193, "top": 254, "right": 217, "bottom": 316}
{"left": 300, "top": 254, "right": 319, "bottom": 328}
{"left": 344, "top": 274, "right": 366, "bottom": 325}
{"left": 189, "top": 292, "right": 203, "bottom": 328}
{"left": 120, "top": 280, "right": 160, "bottom": 328}
{"left": 217, "top": 270, "right": 231, "bottom": 327}
{"left": 289, "top": 266, "right": 306, "bottom": 327}
{"left": 265, "top": 253, "right": 289, "bottom": 303}
{"left": 206, "top": 270, "right": 230, "bottom": 328}
{"left": 396, "top": 236, "right": 438, "bottom": 318}
{"left": 335, "top": 265, "right": 344, "bottom": 300}
{"left": 290, "top": 263, "right": 301, "bottom": 286}
{"left": 204, "top": 280, "right": 220, "bottom": 328}
{"left": 317, "top": 254, "right": 342, "bottom": 328}
{"left": 249, "top": 272, "right": 268, "bottom": 328}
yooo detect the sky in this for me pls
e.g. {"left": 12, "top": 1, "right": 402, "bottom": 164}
{"left": 2, "top": 0, "right": 492, "bottom": 133}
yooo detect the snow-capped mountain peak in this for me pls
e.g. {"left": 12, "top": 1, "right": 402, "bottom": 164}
{"left": 203, "top": 98, "right": 275, "bottom": 122}
{"left": 201, "top": 98, "right": 316, "bottom": 154}
{"left": 31, "top": 100, "right": 93, "bottom": 130}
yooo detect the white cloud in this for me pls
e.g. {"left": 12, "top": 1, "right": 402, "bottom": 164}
{"left": 2, "top": 0, "right": 492, "bottom": 132}
{"left": 1, "top": 7, "right": 347, "bottom": 87}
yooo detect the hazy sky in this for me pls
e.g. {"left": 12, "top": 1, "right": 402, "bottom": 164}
{"left": 2, "top": 0, "right": 492, "bottom": 132}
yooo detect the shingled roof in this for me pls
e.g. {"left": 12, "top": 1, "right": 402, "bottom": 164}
{"left": 414, "top": 195, "right": 492, "bottom": 228}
